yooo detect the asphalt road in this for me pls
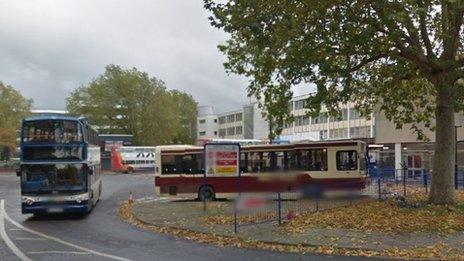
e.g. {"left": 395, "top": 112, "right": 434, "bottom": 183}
{"left": 0, "top": 172, "right": 378, "bottom": 261}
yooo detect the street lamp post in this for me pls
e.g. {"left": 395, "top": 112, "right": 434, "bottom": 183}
{"left": 455, "top": 125, "right": 462, "bottom": 190}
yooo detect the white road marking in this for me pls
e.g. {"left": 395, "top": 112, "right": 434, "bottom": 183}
{"left": 15, "top": 237, "right": 47, "bottom": 241}
{"left": 0, "top": 200, "right": 32, "bottom": 261}
{"left": 29, "top": 251, "right": 90, "bottom": 255}
{"left": 9, "top": 228, "right": 21, "bottom": 231}
{"left": 1, "top": 200, "right": 132, "bottom": 261}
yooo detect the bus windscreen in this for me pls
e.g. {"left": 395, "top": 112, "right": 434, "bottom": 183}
{"left": 22, "top": 120, "right": 82, "bottom": 143}
{"left": 21, "top": 164, "right": 87, "bottom": 193}
{"left": 22, "top": 146, "right": 84, "bottom": 161}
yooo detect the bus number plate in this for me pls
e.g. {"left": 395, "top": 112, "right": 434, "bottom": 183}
{"left": 48, "top": 207, "right": 63, "bottom": 213}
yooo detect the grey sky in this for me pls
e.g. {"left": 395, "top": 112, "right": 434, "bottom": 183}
{"left": 0, "top": 0, "right": 311, "bottom": 114}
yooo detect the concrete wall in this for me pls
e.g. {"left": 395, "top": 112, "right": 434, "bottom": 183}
{"left": 251, "top": 102, "right": 269, "bottom": 140}
{"left": 374, "top": 110, "right": 464, "bottom": 144}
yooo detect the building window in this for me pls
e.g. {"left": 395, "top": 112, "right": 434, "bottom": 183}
{"left": 219, "top": 128, "right": 226, "bottom": 137}
{"left": 226, "top": 114, "right": 235, "bottom": 123}
{"left": 288, "top": 102, "right": 293, "bottom": 111}
{"left": 214, "top": 131, "right": 217, "bottom": 135}
{"left": 350, "top": 108, "right": 361, "bottom": 120}
{"left": 335, "top": 109, "right": 348, "bottom": 121}
{"left": 236, "top": 126, "right": 242, "bottom": 135}
{"left": 312, "top": 114, "right": 328, "bottom": 124}
{"left": 235, "top": 113, "right": 242, "bottom": 122}
{"left": 219, "top": 117, "right": 226, "bottom": 124}
{"left": 295, "top": 116, "right": 310, "bottom": 126}
{"left": 214, "top": 119, "right": 218, "bottom": 123}
{"left": 199, "top": 119, "right": 206, "bottom": 124}
{"left": 294, "top": 100, "right": 307, "bottom": 110}
{"left": 199, "top": 131, "right": 206, "bottom": 136}
{"left": 336, "top": 151, "right": 358, "bottom": 170}
{"left": 329, "top": 128, "right": 348, "bottom": 139}
{"left": 227, "top": 127, "right": 235, "bottom": 136}
{"left": 350, "top": 126, "right": 370, "bottom": 138}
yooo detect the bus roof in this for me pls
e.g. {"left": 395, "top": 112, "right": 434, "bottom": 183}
{"left": 158, "top": 140, "right": 365, "bottom": 154}
{"left": 156, "top": 145, "right": 202, "bottom": 151}
{"left": 23, "top": 114, "right": 99, "bottom": 132}
{"left": 24, "top": 114, "right": 82, "bottom": 122}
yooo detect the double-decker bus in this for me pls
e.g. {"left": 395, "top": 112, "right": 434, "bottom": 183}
{"left": 17, "top": 115, "right": 102, "bottom": 215}
{"left": 111, "top": 146, "right": 155, "bottom": 173}
{"left": 154, "top": 141, "right": 367, "bottom": 200}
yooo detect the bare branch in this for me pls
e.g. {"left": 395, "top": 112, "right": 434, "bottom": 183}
{"left": 417, "top": 0, "right": 435, "bottom": 58}
{"left": 348, "top": 53, "right": 388, "bottom": 72}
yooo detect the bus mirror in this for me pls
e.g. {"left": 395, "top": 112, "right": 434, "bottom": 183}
{"left": 16, "top": 168, "right": 21, "bottom": 177}
{"left": 85, "top": 165, "right": 93, "bottom": 175}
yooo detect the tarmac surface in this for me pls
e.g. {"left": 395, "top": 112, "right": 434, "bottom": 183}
{"left": 0, "top": 172, "right": 376, "bottom": 261}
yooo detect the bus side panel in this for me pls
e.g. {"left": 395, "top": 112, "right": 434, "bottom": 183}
{"left": 155, "top": 176, "right": 198, "bottom": 194}
{"left": 156, "top": 175, "right": 367, "bottom": 197}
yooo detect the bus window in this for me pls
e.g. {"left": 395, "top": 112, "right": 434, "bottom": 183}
{"left": 336, "top": 151, "right": 358, "bottom": 171}
{"left": 288, "top": 151, "right": 297, "bottom": 170}
{"left": 195, "top": 154, "right": 204, "bottom": 174}
{"left": 275, "top": 152, "right": 285, "bottom": 171}
{"left": 161, "top": 155, "right": 179, "bottom": 174}
{"left": 248, "top": 152, "right": 261, "bottom": 172}
{"left": 240, "top": 153, "right": 248, "bottom": 173}
{"left": 23, "top": 120, "right": 82, "bottom": 143}
{"left": 182, "top": 154, "right": 194, "bottom": 174}
{"left": 297, "top": 149, "right": 328, "bottom": 171}
{"left": 178, "top": 153, "right": 204, "bottom": 174}
{"left": 262, "top": 152, "right": 270, "bottom": 171}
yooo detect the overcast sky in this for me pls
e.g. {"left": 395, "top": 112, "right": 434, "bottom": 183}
{"left": 0, "top": 1, "right": 311, "bottom": 113}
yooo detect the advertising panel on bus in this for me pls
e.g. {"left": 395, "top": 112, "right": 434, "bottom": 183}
{"left": 204, "top": 143, "right": 240, "bottom": 176}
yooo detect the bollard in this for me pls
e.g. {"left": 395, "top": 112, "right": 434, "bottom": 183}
{"left": 377, "top": 178, "right": 381, "bottom": 201}
{"left": 315, "top": 197, "right": 319, "bottom": 212}
{"left": 455, "top": 171, "right": 459, "bottom": 190}
{"left": 234, "top": 204, "right": 237, "bottom": 234}
{"left": 403, "top": 170, "right": 407, "bottom": 198}
{"left": 277, "top": 192, "right": 282, "bottom": 225}
{"left": 423, "top": 172, "right": 428, "bottom": 194}
{"left": 128, "top": 191, "right": 134, "bottom": 204}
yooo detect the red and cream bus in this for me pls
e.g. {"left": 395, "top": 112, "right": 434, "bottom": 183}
{"left": 154, "top": 141, "right": 367, "bottom": 200}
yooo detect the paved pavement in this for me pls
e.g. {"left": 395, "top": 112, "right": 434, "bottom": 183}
{"left": 132, "top": 199, "right": 464, "bottom": 253}
{"left": 0, "top": 172, "right": 373, "bottom": 261}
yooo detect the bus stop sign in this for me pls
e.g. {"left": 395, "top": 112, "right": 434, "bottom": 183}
{"left": 204, "top": 143, "right": 240, "bottom": 176}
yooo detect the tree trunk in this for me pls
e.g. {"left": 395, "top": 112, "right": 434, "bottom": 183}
{"left": 429, "top": 85, "right": 456, "bottom": 205}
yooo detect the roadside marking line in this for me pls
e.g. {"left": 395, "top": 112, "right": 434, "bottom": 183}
{"left": 9, "top": 228, "right": 21, "bottom": 231}
{"left": 0, "top": 200, "right": 32, "bottom": 261}
{"left": 29, "top": 251, "right": 90, "bottom": 255}
{"left": 15, "top": 237, "right": 47, "bottom": 241}
{"left": 1, "top": 200, "right": 132, "bottom": 261}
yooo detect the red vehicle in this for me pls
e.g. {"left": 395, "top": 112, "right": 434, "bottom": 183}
{"left": 154, "top": 141, "right": 367, "bottom": 200}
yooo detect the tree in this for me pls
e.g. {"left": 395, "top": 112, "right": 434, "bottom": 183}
{"left": 170, "top": 90, "right": 198, "bottom": 144}
{"left": 205, "top": 0, "right": 464, "bottom": 205}
{"left": 0, "top": 82, "right": 32, "bottom": 152}
{"left": 67, "top": 65, "right": 197, "bottom": 145}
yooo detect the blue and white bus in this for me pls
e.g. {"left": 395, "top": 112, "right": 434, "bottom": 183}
{"left": 17, "top": 114, "right": 102, "bottom": 215}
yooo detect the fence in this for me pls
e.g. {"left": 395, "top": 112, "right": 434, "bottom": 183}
{"left": 232, "top": 168, "right": 464, "bottom": 233}
{"left": 372, "top": 168, "right": 464, "bottom": 199}
{"left": 233, "top": 180, "right": 367, "bottom": 233}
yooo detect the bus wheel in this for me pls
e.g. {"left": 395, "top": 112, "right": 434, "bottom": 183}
{"left": 198, "top": 186, "right": 215, "bottom": 201}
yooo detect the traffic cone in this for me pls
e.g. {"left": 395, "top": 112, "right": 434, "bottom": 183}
{"left": 128, "top": 191, "right": 134, "bottom": 204}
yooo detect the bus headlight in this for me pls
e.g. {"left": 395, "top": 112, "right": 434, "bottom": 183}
{"left": 66, "top": 193, "right": 89, "bottom": 203}
{"left": 21, "top": 196, "right": 37, "bottom": 205}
